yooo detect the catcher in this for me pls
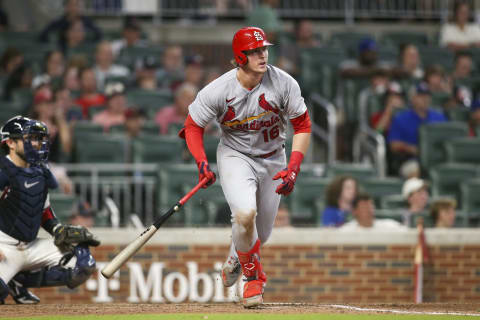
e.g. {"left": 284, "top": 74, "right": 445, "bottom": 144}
{"left": 0, "top": 116, "right": 100, "bottom": 304}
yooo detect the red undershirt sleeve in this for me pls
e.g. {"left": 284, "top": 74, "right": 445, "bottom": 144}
{"left": 179, "top": 114, "right": 208, "bottom": 164}
{"left": 289, "top": 111, "right": 312, "bottom": 134}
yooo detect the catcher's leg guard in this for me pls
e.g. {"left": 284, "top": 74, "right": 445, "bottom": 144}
{"left": 0, "top": 278, "right": 9, "bottom": 302}
{"left": 14, "top": 244, "right": 96, "bottom": 289}
{"left": 237, "top": 239, "right": 266, "bottom": 308}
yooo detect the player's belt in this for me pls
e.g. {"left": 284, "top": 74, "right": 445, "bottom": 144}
{"left": 255, "top": 149, "right": 277, "bottom": 159}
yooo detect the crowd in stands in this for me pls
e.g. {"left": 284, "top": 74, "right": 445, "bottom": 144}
{"left": 0, "top": 0, "right": 478, "bottom": 229}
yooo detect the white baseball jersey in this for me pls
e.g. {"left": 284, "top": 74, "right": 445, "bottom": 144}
{"left": 189, "top": 65, "right": 307, "bottom": 156}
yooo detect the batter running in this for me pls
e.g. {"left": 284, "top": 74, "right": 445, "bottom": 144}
{"left": 180, "top": 27, "right": 311, "bottom": 307}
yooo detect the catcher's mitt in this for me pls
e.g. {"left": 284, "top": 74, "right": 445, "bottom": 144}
{"left": 54, "top": 225, "right": 101, "bottom": 250}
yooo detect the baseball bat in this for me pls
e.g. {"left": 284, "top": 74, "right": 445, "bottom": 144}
{"left": 101, "top": 177, "right": 209, "bottom": 279}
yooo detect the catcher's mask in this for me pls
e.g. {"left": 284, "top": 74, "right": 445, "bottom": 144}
{"left": 232, "top": 26, "right": 273, "bottom": 66}
{"left": 1, "top": 116, "right": 50, "bottom": 165}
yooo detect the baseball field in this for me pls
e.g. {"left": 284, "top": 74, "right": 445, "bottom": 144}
{"left": 1, "top": 303, "right": 479, "bottom": 320}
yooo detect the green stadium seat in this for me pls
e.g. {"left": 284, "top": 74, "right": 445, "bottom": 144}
{"left": 167, "top": 122, "right": 184, "bottom": 136}
{"left": 329, "top": 31, "right": 373, "bottom": 57}
{"left": 299, "top": 47, "right": 347, "bottom": 100}
{"left": 445, "top": 137, "right": 480, "bottom": 164}
{"left": 360, "top": 178, "right": 404, "bottom": 208}
{"left": 183, "top": 183, "right": 227, "bottom": 227}
{"left": 142, "top": 121, "right": 161, "bottom": 135}
{"left": 380, "top": 194, "right": 406, "bottom": 210}
{"left": 429, "top": 163, "right": 477, "bottom": 204}
{"left": 132, "top": 134, "right": 183, "bottom": 163}
{"left": 157, "top": 163, "right": 199, "bottom": 226}
{"left": 374, "top": 209, "right": 403, "bottom": 224}
{"left": 11, "top": 88, "right": 33, "bottom": 106}
{"left": 418, "top": 46, "right": 454, "bottom": 71}
{"left": 127, "top": 90, "right": 172, "bottom": 118}
{"left": 50, "top": 193, "right": 77, "bottom": 222}
{"left": 446, "top": 107, "right": 470, "bottom": 122}
{"left": 116, "top": 46, "right": 163, "bottom": 70}
{"left": 460, "top": 179, "right": 480, "bottom": 226}
{"left": 73, "top": 133, "right": 128, "bottom": 163}
{"left": 419, "top": 121, "right": 469, "bottom": 170}
{"left": 430, "top": 92, "right": 451, "bottom": 108}
{"left": 203, "top": 136, "right": 220, "bottom": 162}
{"left": 380, "top": 31, "right": 428, "bottom": 47}
{"left": 342, "top": 78, "right": 370, "bottom": 123}
{"left": 73, "top": 121, "right": 104, "bottom": 138}
{"left": 87, "top": 105, "right": 106, "bottom": 119}
{"left": 326, "top": 163, "right": 377, "bottom": 180}
{"left": 289, "top": 177, "right": 330, "bottom": 225}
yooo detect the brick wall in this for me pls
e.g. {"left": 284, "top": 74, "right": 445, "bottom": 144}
{"left": 7, "top": 229, "right": 480, "bottom": 304}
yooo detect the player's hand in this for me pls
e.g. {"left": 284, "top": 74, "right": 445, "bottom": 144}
{"left": 197, "top": 160, "right": 216, "bottom": 188}
{"left": 273, "top": 167, "right": 298, "bottom": 196}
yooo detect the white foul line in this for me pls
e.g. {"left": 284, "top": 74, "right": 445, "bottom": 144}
{"left": 328, "top": 304, "right": 480, "bottom": 317}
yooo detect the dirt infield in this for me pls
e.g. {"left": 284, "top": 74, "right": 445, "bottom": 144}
{"left": 1, "top": 303, "right": 480, "bottom": 318}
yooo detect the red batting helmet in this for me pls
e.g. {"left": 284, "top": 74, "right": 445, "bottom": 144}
{"left": 232, "top": 27, "right": 273, "bottom": 66}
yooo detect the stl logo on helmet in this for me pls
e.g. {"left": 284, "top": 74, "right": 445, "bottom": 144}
{"left": 253, "top": 31, "right": 263, "bottom": 41}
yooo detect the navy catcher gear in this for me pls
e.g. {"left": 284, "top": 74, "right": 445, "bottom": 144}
{"left": 0, "top": 278, "right": 8, "bottom": 302}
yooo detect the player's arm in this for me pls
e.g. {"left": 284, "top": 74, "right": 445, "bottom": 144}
{"left": 179, "top": 114, "right": 216, "bottom": 188}
{"left": 41, "top": 194, "right": 61, "bottom": 236}
{"left": 273, "top": 111, "right": 311, "bottom": 196}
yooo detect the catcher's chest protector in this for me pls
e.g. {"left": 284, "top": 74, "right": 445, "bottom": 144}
{"left": 0, "top": 156, "right": 49, "bottom": 242}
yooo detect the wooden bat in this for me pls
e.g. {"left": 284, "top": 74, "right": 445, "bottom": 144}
{"left": 101, "top": 177, "right": 209, "bottom": 278}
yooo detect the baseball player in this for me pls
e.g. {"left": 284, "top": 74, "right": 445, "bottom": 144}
{"left": 180, "top": 27, "right": 311, "bottom": 307}
{"left": 0, "top": 116, "right": 100, "bottom": 304}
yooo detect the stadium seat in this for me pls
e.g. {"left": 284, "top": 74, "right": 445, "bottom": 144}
{"left": 183, "top": 183, "right": 227, "bottom": 227}
{"left": 157, "top": 163, "right": 199, "bottom": 226}
{"left": 380, "top": 31, "right": 428, "bottom": 47}
{"left": 132, "top": 134, "right": 183, "bottom": 163}
{"left": 127, "top": 90, "right": 173, "bottom": 118}
{"left": 299, "top": 47, "right": 347, "bottom": 100}
{"left": 11, "top": 88, "right": 33, "bottom": 106}
{"left": 73, "top": 133, "right": 128, "bottom": 163}
{"left": 142, "top": 121, "right": 161, "bottom": 135}
{"left": 342, "top": 78, "right": 370, "bottom": 123}
{"left": 418, "top": 46, "right": 454, "bottom": 71}
{"left": 329, "top": 31, "right": 373, "bottom": 57}
{"left": 446, "top": 107, "right": 470, "bottom": 122}
{"left": 73, "top": 121, "right": 104, "bottom": 135}
{"left": 116, "top": 46, "right": 163, "bottom": 71}
{"left": 419, "top": 121, "right": 469, "bottom": 170}
{"left": 360, "top": 178, "right": 404, "bottom": 208}
{"left": 380, "top": 194, "right": 406, "bottom": 210}
{"left": 87, "top": 105, "right": 106, "bottom": 119}
{"left": 445, "top": 138, "right": 480, "bottom": 164}
{"left": 460, "top": 178, "right": 480, "bottom": 226}
{"left": 326, "top": 163, "right": 377, "bottom": 180}
{"left": 50, "top": 193, "right": 77, "bottom": 222}
{"left": 374, "top": 209, "right": 403, "bottom": 224}
{"left": 429, "top": 163, "right": 477, "bottom": 204}
{"left": 289, "top": 177, "right": 330, "bottom": 225}
{"left": 203, "top": 136, "right": 220, "bottom": 162}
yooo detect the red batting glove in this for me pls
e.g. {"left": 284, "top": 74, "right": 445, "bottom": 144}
{"left": 273, "top": 151, "right": 304, "bottom": 196}
{"left": 197, "top": 160, "right": 216, "bottom": 188}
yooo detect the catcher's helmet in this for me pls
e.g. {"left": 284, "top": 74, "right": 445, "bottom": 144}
{"left": 232, "top": 27, "right": 273, "bottom": 66}
{"left": 1, "top": 116, "right": 50, "bottom": 165}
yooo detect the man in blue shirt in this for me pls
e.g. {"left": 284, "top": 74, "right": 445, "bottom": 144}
{"left": 388, "top": 82, "right": 447, "bottom": 176}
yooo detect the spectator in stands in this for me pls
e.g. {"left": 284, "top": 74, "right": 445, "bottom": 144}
{"left": 3, "top": 62, "right": 33, "bottom": 101}
{"left": 277, "top": 19, "right": 321, "bottom": 77}
{"left": 439, "top": 0, "right": 480, "bottom": 52}
{"left": 69, "top": 201, "right": 95, "bottom": 228}
{"left": 358, "top": 68, "right": 391, "bottom": 126}
{"left": 63, "top": 65, "right": 81, "bottom": 94}
{"left": 430, "top": 198, "right": 457, "bottom": 228}
{"left": 75, "top": 67, "right": 106, "bottom": 118}
{"left": 340, "top": 38, "right": 391, "bottom": 79}
{"left": 370, "top": 82, "right": 405, "bottom": 135}
{"left": 341, "top": 192, "right": 405, "bottom": 230}
{"left": 391, "top": 43, "right": 424, "bottom": 80}
{"left": 387, "top": 82, "right": 447, "bottom": 177}
{"left": 124, "top": 107, "right": 146, "bottom": 139}
{"left": 156, "top": 45, "right": 185, "bottom": 91}
{"left": 111, "top": 16, "right": 148, "bottom": 58}
{"left": 0, "top": 47, "right": 24, "bottom": 77}
{"left": 32, "top": 50, "right": 65, "bottom": 87}
{"left": 94, "top": 41, "right": 130, "bottom": 91}
{"left": 274, "top": 202, "right": 292, "bottom": 228}
{"left": 203, "top": 66, "right": 222, "bottom": 86}
{"left": 246, "top": 0, "right": 281, "bottom": 64}
{"left": 136, "top": 56, "right": 159, "bottom": 90}
{"left": 468, "top": 99, "right": 480, "bottom": 136}
{"left": 49, "top": 163, "right": 74, "bottom": 194}
{"left": 183, "top": 55, "right": 205, "bottom": 88}
{"left": 321, "top": 175, "right": 358, "bottom": 227}
{"left": 30, "top": 87, "right": 73, "bottom": 162}
{"left": 53, "top": 85, "right": 83, "bottom": 122}
{"left": 402, "top": 177, "right": 429, "bottom": 227}
{"left": 92, "top": 82, "right": 127, "bottom": 131}
{"left": 39, "top": 0, "right": 102, "bottom": 45}
{"left": 451, "top": 52, "right": 474, "bottom": 80}
{"left": 155, "top": 82, "right": 198, "bottom": 134}
{"left": 60, "top": 19, "right": 88, "bottom": 55}
{"left": 424, "top": 65, "right": 452, "bottom": 107}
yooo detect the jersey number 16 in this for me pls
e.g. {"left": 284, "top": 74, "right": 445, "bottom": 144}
{"left": 262, "top": 125, "right": 279, "bottom": 143}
